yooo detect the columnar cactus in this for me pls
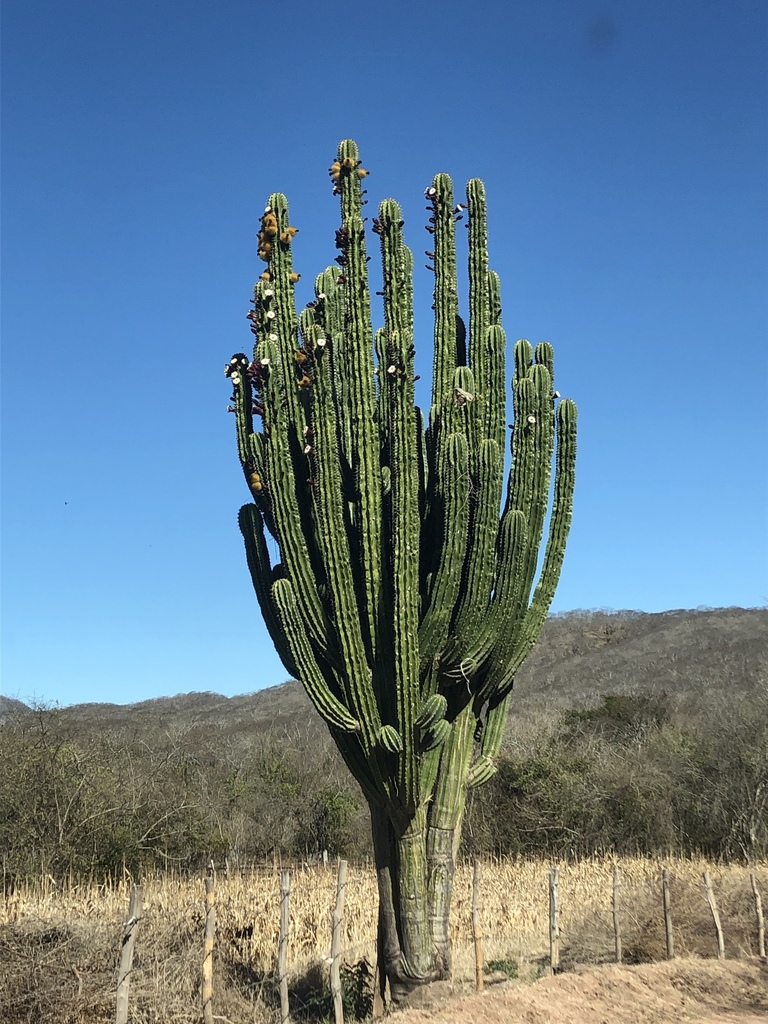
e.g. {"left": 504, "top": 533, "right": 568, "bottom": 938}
{"left": 226, "top": 140, "right": 576, "bottom": 1001}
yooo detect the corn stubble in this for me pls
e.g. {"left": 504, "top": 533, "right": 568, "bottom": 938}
{"left": 1, "top": 857, "right": 765, "bottom": 1022}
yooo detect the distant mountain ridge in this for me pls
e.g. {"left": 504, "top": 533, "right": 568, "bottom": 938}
{"left": 0, "top": 695, "right": 30, "bottom": 719}
{"left": 2, "top": 607, "right": 765, "bottom": 732}
{"left": 510, "top": 605, "right": 766, "bottom": 711}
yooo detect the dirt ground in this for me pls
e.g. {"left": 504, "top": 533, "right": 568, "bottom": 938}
{"left": 389, "top": 959, "right": 768, "bottom": 1024}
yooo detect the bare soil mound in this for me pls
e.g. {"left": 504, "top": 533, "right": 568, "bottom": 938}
{"left": 390, "top": 959, "right": 768, "bottom": 1024}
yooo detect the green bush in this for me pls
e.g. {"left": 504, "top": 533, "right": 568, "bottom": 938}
{"left": 486, "top": 957, "right": 519, "bottom": 979}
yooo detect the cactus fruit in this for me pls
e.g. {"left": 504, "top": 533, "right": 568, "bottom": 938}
{"left": 227, "top": 140, "right": 576, "bottom": 1002}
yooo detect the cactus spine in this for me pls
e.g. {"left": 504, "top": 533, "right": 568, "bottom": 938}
{"left": 227, "top": 141, "right": 577, "bottom": 1001}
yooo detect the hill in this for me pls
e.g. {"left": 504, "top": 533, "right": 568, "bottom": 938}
{"left": 2, "top": 606, "right": 764, "bottom": 735}
{"left": 1, "top": 607, "right": 766, "bottom": 874}
{"left": 0, "top": 695, "right": 30, "bottom": 722}
{"left": 511, "top": 605, "right": 767, "bottom": 711}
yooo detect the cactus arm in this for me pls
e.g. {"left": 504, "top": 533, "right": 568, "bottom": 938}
{"left": 431, "top": 705, "right": 476, "bottom": 822}
{"left": 227, "top": 353, "right": 254, "bottom": 469}
{"left": 225, "top": 353, "right": 275, "bottom": 532}
{"left": 447, "top": 501, "right": 529, "bottom": 687}
{"left": 255, "top": 201, "right": 347, "bottom": 663}
{"left": 414, "top": 693, "right": 448, "bottom": 731}
{"left": 504, "top": 341, "right": 536, "bottom": 522}
{"left": 420, "top": 372, "right": 475, "bottom": 644}
{"left": 422, "top": 174, "right": 456, "bottom": 582}
{"left": 512, "top": 355, "right": 573, "bottom": 600}
{"left": 472, "top": 508, "right": 528, "bottom": 703}
{"left": 488, "top": 269, "right": 502, "bottom": 327}
{"left": 466, "top": 181, "right": 490, "bottom": 439}
{"left": 238, "top": 503, "right": 298, "bottom": 678}
{"left": 416, "top": 405, "right": 428, "bottom": 526}
{"left": 250, "top": 338, "right": 337, "bottom": 661}
{"left": 522, "top": 356, "right": 558, "bottom": 555}
{"left": 485, "top": 395, "right": 577, "bottom": 696}
{"left": 378, "top": 198, "right": 421, "bottom": 809}
{"left": 225, "top": 350, "right": 260, "bottom": 503}
{"left": 534, "top": 339, "right": 554, "bottom": 379}
{"left": 417, "top": 433, "right": 470, "bottom": 673}
{"left": 466, "top": 689, "right": 513, "bottom": 788}
{"left": 311, "top": 267, "right": 345, "bottom": 393}
{"left": 439, "top": 438, "right": 502, "bottom": 677}
{"left": 307, "top": 270, "right": 356, "bottom": 515}
{"left": 498, "top": 342, "right": 552, "bottom": 635}
{"left": 437, "top": 185, "right": 505, "bottom": 675}
{"left": 509, "top": 363, "right": 557, "bottom": 626}
{"left": 271, "top": 578, "right": 361, "bottom": 734}
{"left": 245, "top": 431, "right": 276, "bottom": 536}
{"left": 507, "top": 396, "right": 578, "bottom": 675}
{"left": 480, "top": 689, "right": 513, "bottom": 758}
{"left": 259, "top": 195, "right": 306, "bottom": 442}
{"left": 465, "top": 754, "right": 498, "bottom": 788}
{"left": 467, "top": 180, "right": 489, "bottom": 363}
{"left": 334, "top": 140, "right": 383, "bottom": 669}
{"left": 427, "top": 174, "right": 459, "bottom": 407}
{"left": 227, "top": 335, "right": 332, "bottom": 657}
{"left": 307, "top": 318, "right": 382, "bottom": 750}
{"left": 467, "top": 180, "right": 506, "bottom": 454}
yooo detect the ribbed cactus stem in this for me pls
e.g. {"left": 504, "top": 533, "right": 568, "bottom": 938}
{"left": 226, "top": 141, "right": 577, "bottom": 1000}
{"left": 428, "top": 174, "right": 460, "bottom": 402}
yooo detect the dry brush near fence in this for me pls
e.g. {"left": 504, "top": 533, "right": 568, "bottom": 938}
{"left": 1, "top": 857, "right": 765, "bottom": 1023}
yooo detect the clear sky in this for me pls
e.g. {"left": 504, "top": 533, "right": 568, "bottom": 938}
{"left": 2, "top": 0, "right": 766, "bottom": 708}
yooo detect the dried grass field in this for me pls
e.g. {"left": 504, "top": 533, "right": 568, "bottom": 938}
{"left": 2, "top": 857, "right": 766, "bottom": 1023}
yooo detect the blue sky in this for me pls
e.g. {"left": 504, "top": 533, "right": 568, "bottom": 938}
{"left": 3, "top": 0, "right": 766, "bottom": 708}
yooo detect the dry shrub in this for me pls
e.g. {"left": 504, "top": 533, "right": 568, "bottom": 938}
{"left": 0, "top": 919, "right": 115, "bottom": 1024}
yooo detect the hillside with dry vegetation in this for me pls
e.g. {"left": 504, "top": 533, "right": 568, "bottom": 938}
{"left": 2, "top": 608, "right": 766, "bottom": 879}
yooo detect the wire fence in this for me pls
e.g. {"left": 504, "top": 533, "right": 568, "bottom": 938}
{"left": 2, "top": 856, "right": 765, "bottom": 1023}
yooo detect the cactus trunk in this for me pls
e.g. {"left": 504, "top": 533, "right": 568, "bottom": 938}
{"left": 226, "top": 141, "right": 576, "bottom": 1004}
{"left": 370, "top": 708, "right": 473, "bottom": 997}
{"left": 371, "top": 805, "right": 449, "bottom": 999}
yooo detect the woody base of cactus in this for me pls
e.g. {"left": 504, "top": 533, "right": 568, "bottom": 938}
{"left": 371, "top": 807, "right": 454, "bottom": 1000}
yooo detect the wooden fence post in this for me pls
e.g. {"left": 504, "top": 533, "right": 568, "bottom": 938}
{"left": 472, "top": 859, "right": 484, "bottom": 991}
{"left": 278, "top": 869, "right": 291, "bottom": 1024}
{"left": 612, "top": 863, "right": 622, "bottom": 964}
{"left": 330, "top": 859, "right": 348, "bottom": 1024}
{"left": 115, "top": 884, "right": 142, "bottom": 1024}
{"left": 662, "top": 868, "right": 674, "bottom": 960}
{"left": 549, "top": 867, "right": 560, "bottom": 973}
{"left": 202, "top": 873, "right": 216, "bottom": 1024}
{"left": 703, "top": 872, "right": 725, "bottom": 960}
{"left": 750, "top": 871, "right": 765, "bottom": 958}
